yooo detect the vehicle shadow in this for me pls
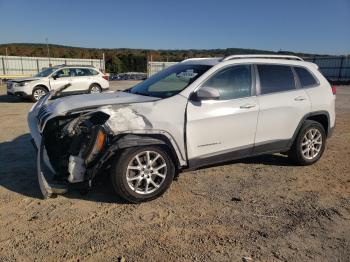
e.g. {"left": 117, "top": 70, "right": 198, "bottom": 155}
{"left": 0, "top": 94, "right": 31, "bottom": 103}
{"left": 0, "top": 134, "right": 294, "bottom": 203}
{"left": 0, "top": 133, "right": 128, "bottom": 204}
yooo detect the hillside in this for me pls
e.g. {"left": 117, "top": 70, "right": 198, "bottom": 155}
{"left": 0, "top": 43, "right": 328, "bottom": 73}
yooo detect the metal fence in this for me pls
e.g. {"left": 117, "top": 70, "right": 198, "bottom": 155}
{"left": 147, "top": 61, "right": 178, "bottom": 77}
{"left": 148, "top": 56, "right": 350, "bottom": 83}
{"left": 0, "top": 55, "right": 105, "bottom": 78}
{"left": 304, "top": 56, "right": 350, "bottom": 83}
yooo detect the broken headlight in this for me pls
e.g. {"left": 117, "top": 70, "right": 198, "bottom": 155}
{"left": 83, "top": 126, "right": 107, "bottom": 164}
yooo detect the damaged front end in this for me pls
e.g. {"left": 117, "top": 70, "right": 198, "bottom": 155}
{"left": 29, "top": 96, "right": 154, "bottom": 198}
{"left": 33, "top": 108, "right": 112, "bottom": 198}
{"left": 27, "top": 84, "right": 174, "bottom": 198}
{"left": 43, "top": 111, "right": 110, "bottom": 186}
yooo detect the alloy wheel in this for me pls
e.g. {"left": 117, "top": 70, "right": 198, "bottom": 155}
{"left": 301, "top": 128, "right": 322, "bottom": 160}
{"left": 126, "top": 151, "right": 167, "bottom": 194}
{"left": 33, "top": 89, "right": 46, "bottom": 101}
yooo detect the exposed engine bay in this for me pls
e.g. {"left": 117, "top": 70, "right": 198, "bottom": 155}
{"left": 43, "top": 111, "right": 111, "bottom": 185}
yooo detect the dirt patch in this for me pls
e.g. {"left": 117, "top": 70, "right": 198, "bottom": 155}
{"left": 0, "top": 83, "right": 349, "bottom": 261}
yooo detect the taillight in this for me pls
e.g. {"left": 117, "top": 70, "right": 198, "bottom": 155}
{"left": 331, "top": 85, "right": 336, "bottom": 95}
{"left": 102, "top": 75, "right": 109, "bottom": 81}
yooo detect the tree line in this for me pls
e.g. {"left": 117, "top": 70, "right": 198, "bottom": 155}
{"left": 0, "top": 43, "right": 328, "bottom": 73}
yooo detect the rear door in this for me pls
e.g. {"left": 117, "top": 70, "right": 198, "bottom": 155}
{"left": 253, "top": 64, "right": 311, "bottom": 153}
{"left": 69, "top": 68, "right": 93, "bottom": 92}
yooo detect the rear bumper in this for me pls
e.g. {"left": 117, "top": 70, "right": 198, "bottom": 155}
{"left": 328, "top": 122, "right": 335, "bottom": 138}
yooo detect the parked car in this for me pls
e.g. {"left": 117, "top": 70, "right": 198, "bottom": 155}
{"left": 7, "top": 65, "right": 109, "bottom": 102}
{"left": 28, "top": 55, "right": 336, "bottom": 203}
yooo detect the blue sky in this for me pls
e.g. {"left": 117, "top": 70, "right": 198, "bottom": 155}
{"left": 0, "top": 0, "right": 349, "bottom": 54}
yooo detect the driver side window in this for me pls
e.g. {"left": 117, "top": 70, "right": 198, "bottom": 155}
{"left": 202, "top": 65, "right": 252, "bottom": 100}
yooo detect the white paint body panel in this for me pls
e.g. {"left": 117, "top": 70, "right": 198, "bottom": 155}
{"left": 255, "top": 89, "right": 311, "bottom": 143}
{"left": 186, "top": 96, "right": 259, "bottom": 158}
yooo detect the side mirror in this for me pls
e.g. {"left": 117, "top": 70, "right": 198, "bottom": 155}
{"left": 52, "top": 74, "right": 58, "bottom": 80}
{"left": 190, "top": 86, "right": 220, "bottom": 101}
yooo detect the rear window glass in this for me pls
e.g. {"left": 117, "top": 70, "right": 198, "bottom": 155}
{"left": 294, "top": 67, "right": 318, "bottom": 87}
{"left": 258, "top": 65, "right": 296, "bottom": 94}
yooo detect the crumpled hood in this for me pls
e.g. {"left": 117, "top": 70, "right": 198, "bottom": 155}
{"left": 10, "top": 77, "right": 42, "bottom": 83}
{"left": 44, "top": 91, "right": 160, "bottom": 116}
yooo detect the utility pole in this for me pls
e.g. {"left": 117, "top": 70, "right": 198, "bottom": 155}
{"left": 102, "top": 52, "right": 105, "bottom": 73}
{"left": 46, "top": 38, "right": 51, "bottom": 67}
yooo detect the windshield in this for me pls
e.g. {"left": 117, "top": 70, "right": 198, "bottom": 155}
{"left": 129, "top": 64, "right": 212, "bottom": 98}
{"left": 35, "top": 67, "right": 57, "bottom": 77}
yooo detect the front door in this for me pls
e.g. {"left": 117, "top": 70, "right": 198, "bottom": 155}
{"left": 186, "top": 64, "right": 259, "bottom": 167}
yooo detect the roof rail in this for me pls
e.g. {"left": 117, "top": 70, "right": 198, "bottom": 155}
{"left": 59, "top": 64, "right": 96, "bottom": 67}
{"left": 181, "top": 57, "right": 221, "bottom": 62}
{"left": 221, "top": 54, "right": 304, "bottom": 62}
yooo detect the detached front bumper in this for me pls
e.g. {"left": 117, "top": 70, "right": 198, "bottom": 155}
{"left": 28, "top": 108, "right": 68, "bottom": 198}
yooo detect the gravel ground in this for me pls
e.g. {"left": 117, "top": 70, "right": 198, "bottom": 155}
{"left": 0, "top": 82, "right": 349, "bottom": 261}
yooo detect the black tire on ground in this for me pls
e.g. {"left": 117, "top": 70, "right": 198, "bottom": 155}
{"left": 288, "top": 120, "right": 326, "bottom": 166}
{"left": 31, "top": 86, "right": 48, "bottom": 102}
{"left": 88, "top": 84, "right": 102, "bottom": 94}
{"left": 111, "top": 146, "right": 175, "bottom": 203}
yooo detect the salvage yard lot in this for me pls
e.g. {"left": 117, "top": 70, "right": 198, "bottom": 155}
{"left": 0, "top": 82, "right": 349, "bottom": 261}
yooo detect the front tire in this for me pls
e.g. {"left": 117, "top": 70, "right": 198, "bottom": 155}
{"left": 289, "top": 120, "right": 326, "bottom": 165}
{"left": 31, "top": 86, "right": 48, "bottom": 102}
{"left": 111, "top": 146, "right": 175, "bottom": 203}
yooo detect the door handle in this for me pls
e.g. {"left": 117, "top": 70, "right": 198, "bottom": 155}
{"left": 294, "top": 96, "right": 306, "bottom": 101}
{"left": 240, "top": 104, "right": 256, "bottom": 109}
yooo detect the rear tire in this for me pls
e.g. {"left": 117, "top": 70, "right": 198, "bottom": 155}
{"left": 31, "top": 86, "right": 48, "bottom": 102}
{"left": 288, "top": 120, "right": 326, "bottom": 165}
{"left": 111, "top": 146, "right": 175, "bottom": 203}
{"left": 89, "top": 84, "right": 102, "bottom": 94}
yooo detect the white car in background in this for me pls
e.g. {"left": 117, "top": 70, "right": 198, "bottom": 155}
{"left": 7, "top": 65, "right": 109, "bottom": 101}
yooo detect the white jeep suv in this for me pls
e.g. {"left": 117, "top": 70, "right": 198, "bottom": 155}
{"left": 28, "top": 55, "right": 336, "bottom": 203}
{"left": 7, "top": 65, "right": 109, "bottom": 101}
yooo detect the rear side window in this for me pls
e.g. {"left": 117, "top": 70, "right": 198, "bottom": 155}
{"left": 203, "top": 65, "right": 252, "bottom": 100}
{"left": 72, "top": 68, "right": 92, "bottom": 76}
{"left": 257, "top": 65, "right": 296, "bottom": 94}
{"left": 294, "top": 67, "right": 318, "bottom": 87}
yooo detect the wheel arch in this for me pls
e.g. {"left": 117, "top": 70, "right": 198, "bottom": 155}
{"left": 89, "top": 82, "right": 102, "bottom": 89}
{"left": 33, "top": 84, "right": 49, "bottom": 92}
{"left": 113, "top": 133, "right": 183, "bottom": 169}
{"left": 290, "top": 111, "right": 331, "bottom": 148}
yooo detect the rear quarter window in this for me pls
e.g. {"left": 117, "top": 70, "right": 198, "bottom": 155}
{"left": 89, "top": 69, "right": 99, "bottom": 75}
{"left": 294, "top": 67, "right": 318, "bottom": 87}
{"left": 257, "top": 64, "right": 296, "bottom": 94}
